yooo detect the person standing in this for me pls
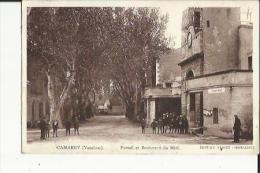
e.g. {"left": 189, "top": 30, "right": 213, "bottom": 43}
{"left": 65, "top": 119, "right": 71, "bottom": 136}
{"left": 151, "top": 119, "right": 157, "bottom": 134}
{"left": 183, "top": 116, "right": 189, "bottom": 134}
{"left": 158, "top": 118, "right": 163, "bottom": 134}
{"left": 233, "top": 115, "right": 242, "bottom": 143}
{"left": 52, "top": 120, "right": 58, "bottom": 137}
{"left": 39, "top": 117, "right": 46, "bottom": 140}
{"left": 45, "top": 120, "right": 51, "bottom": 138}
{"left": 141, "top": 118, "right": 146, "bottom": 134}
{"left": 162, "top": 114, "right": 166, "bottom": 133}
{"left": 169, "top": 118, "right": 175, "bottom": 134}
{"left": 73, "top": 116, "right": 80, "bottom": 136}
{"left": 179, "top": 115, "right": 184, "bottom": 134}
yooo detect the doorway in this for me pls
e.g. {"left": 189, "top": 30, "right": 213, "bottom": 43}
{"left": 189, "top": 92, "right": 203, "bottom": 133}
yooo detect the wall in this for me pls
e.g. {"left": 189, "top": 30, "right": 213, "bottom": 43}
{"left": 230, "top": 86, "right": 253, "bottom": 138}
{"left": 186, "top": 71, "right": 252, "bottom": 90}
{"left": 182, "top": 71, "right": 253, "bottom": 138}
{"left": 157, "top": 48, "right": 182, "bottom": 84}
{"left": 27, "top": 94, "right": 48, "bottom": 122}
{"left": 181, "top": 8, "right": 203, "bottom": 61}
{"left": 180, "top": 56, "right": 204, "bottom": 79}
{"left": 238, "top": 25, "right": 253, "bottom": 69}
{"left": 202, "top": 87, "right": 233, "bottom": 138}
{"left": 203, "top": 8, "right": 241, "bottom": 74}
{"left": 147, "top": 99, "right": 156, "bottom": 125}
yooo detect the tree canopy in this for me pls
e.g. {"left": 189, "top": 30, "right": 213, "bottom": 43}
{"left": 27, "top": 7, "right": 170, "bottom": 123}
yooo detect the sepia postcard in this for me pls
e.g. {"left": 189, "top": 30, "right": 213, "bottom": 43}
{"left": 22, "top": 0, "right": 259, "bottom": 154}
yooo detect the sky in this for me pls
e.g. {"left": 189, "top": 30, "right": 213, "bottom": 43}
{"left": 160, "top": 6, "right": 184, "bottom": 48}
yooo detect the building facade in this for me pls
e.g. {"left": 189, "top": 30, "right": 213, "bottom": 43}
{"left": 144, "top": 49, "right": 182, "bottom": 125}
{"left": 27, "top": 71, "right": 49, "bottom": 127}
{"left": 178, "top": 7, "right": 253, "bottom": 138}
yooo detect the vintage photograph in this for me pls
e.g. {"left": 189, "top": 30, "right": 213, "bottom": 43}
{"left": 22, "top": 0, "right": 259, "bottom": 154}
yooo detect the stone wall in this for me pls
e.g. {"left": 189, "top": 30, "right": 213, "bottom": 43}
{"left": 183, "top": 71, "right": 253, "bottom": 138}
{"left": 180, "top": 56, "right": 204, "bottom": 79}
{"left": 27, "top": 94, "right": 48, "bottom": 122}
{"left": 202, "top": 8, "right": 241, "bottom": 74}
{"left": 238, "top": 25, "right": 253, "bottom": 70}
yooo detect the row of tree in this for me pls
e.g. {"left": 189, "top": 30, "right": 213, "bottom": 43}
{"left": 27, "top": 7, "right": 170, "bottom": 125}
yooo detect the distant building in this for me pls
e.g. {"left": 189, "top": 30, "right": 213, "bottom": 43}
{"left": 95, "top": 95, "right": 125, "bottom": 115}
{"left": 27, "top": 69, "right": 49, "bottom": 126}
{"left": 178, "top": 7, "right": 253, "bottom": 138}
{"left": 143, "top": 49, "right": 182, "bottom": 124}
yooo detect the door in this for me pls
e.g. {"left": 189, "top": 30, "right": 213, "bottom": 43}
{"left": 195, "top": 92, "right": 203, "bottom": 133}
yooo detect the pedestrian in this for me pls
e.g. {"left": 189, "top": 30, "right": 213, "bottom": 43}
{"left": 65, "top": 119, "right": 71, "bottom": 136}
{"left": 141, "top": 118, "right": 146, "bottom": 134}
{"left": 173, "top": 115, "right": 178, "bottom": 133}
{"left": 162, "top": 114, "right": 166, "bottom": 133}
{"left": 233, "top": 115, "right": 242, "bottom": 143}
{"left": 73, "top": 115, "right": 80, "bottom": 136}
{"left": 151, "top": 119, "right": 157, "bottom": 134}
{"left": 157, "top": 118, "right": 163, "bottom": 134}
{"left": 52, "top": 120, "right": 58, "bottom": 137}
{"left": 45, "top": 120, "right": 51, "bottom": 138}
{"left": 169, "top": 118, "right": 175, "bottom": 134}
{"left": 39, "top": 117, "right": 46, "bottom": 140}
{"left": 183, "top": 116, "right": 189, "bottom": 134}
{"left": 177, "top": 115, "right": 184, "bottom": 134}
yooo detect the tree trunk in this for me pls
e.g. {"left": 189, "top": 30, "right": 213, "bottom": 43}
{"left": 125, "top": 102, "right": 135, "bottom": 121}
{"left": 46, "top": 70, "right": 75, "bottom": 128}
{"left": 134, "top": 84, "right": 142, "bottom": 115}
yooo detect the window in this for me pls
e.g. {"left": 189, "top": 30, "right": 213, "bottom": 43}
{"left": 206, "top": 20, "right": 210, "bottom": 28}
{"left": 213, "top": 108, "right": 218, "bottom": 124}
{"left": 186, "top": 70, "right": 195, "bottom": 79}
{"left": 194, "top": 11, "right": 201, "bottom": 28}
{"left": 248, "top": 56, "right": 252, "bottom": 70}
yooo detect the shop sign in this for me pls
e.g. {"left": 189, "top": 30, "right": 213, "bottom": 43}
{"left": 208, "top": 87, "right": 225, "bottom": 94}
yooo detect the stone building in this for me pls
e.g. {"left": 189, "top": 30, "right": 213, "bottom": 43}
{"left": 27, "top": 70, "right": 49, "bottom": 127}
{"left": 178, "top": 7, "right": 253, "bottom": 138}
{"left": 143, "top": 49, "right": 182, "bottom": 125}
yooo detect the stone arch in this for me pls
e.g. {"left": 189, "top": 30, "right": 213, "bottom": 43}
{"left": 186, "top": 70, "right": 195, "bottom": 79}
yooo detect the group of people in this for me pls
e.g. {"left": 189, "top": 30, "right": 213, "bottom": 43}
{"left": 140, "top": 113, "right": 189, "bottom": 135}
{"left": 141, "top": 113, "right": 243, "bottom": 143}
{"left": 151, "top": 113, "right": 189, "bottom": 134}
{"left": 38, "top": 115, "right": 80, "bottom": 140}
{"left": 64, "top": 116, "right": 80, "bottom": 136}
